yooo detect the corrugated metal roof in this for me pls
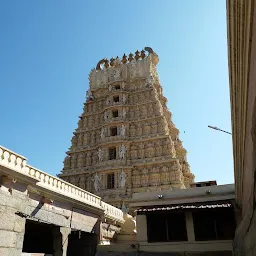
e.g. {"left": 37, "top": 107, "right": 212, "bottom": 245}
{"left": 136, "top": 202, "right": 232, "bottom": 212}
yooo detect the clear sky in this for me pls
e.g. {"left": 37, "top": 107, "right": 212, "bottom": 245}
{"left": 0, "top": 0, "right": 233, "bottom": 184}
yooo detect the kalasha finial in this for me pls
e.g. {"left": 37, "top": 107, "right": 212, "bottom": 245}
{"left": 122, "top": 54, "right": 127, "bottom": 64}
{"left": 141, "top": 50, "right": 146, "bottom": 59}
{"left": 135, "top": 50, "right": 140, "bottom": 60}
{"left": 110, "top": 58, "right": 115, "bottom": 66}
{"left": 104, "top": 59, "right": 109, "bottom": 68}
{"left": 128, "top": 53, "right": 134, "bottom": 62}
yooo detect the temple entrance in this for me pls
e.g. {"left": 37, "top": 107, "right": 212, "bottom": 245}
{"left": 22, "top": 219, "right": 55, "bottom": 255}
{"left": 67, "top": 230, "right": 98, "bottom": 256}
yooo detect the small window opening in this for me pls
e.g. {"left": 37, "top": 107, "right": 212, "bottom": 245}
{"left": 115, "top": 85, "right": 121, "bottom": 90}
{"left": 113, "top": 96, "right": 120, "bottom": 103}
{"left": 112, "top": 110, "right": 118, "bottom": 118}
{"left": 109, "top": 147, "right": 117, "bottom": 160}
{"left": 111, "top": 127, "right": 118, "bottom": 136}
{"left": 107, "top": 173, "right": 115, "bottom": 189}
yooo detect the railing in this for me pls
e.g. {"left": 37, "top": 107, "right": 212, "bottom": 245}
{"left": 0, "top": 145, "right": 124, "bottom": 223}
{"left": 101, "top": 201, "right": 124, "bottom": 221}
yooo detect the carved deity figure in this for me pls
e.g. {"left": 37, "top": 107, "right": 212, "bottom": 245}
{"left": 123, "top": 94, "right": 126, "bottom": 104}
{"left": 79, "top": 176, "right": 86, "bottom": 189}
{"left": 119, "top": 124, "right": 126, "bottom": 136}
{"left": 64, "top": 156, "right": 71, "bottom": 169}
{"left": 92, "top": 152, "right": 97, "bottom": 165}
{"left": 114, "top": 68, "right": 121, "bottom": 79}
{"left": 123, "top": 109, "right": 126, "bottom": 118}
{"left": 86, "top": 152, "right": 92, "bottom": 166}
{"left": 118, "top": 169, "right": 126, "bottom": 188}
{"left": 104, "top": 111, "right": 108, "bottom": 121}
{"left": 138, "top": 143, "right": 145, "bottom": 159}
{"left": 130, "top": 125, "right": 136, "bottom": 136}
{"left": 71, "top": 155, "right": 77, "bottom": 169}
{"left": 137, "top": 124, "right": 142, "bottom": 136}
{"left": 98, "top": 148, "right": 104, "bottom": 162}
{"left": 86, "top": 89, "right": 94, "bottom": 101}
{"left": 130, "top": 145, "right": 138, "bottom": 159}
{"left": 100, "top": 127, "right": 105, "bottom": 139}
{"left": 141, "top": 105, "right": 147, "bottom": 118}
{"left": 119, "top": 144, "right": 126, "bottom": 159}
{"left": 77, "top": 153, "right": 84, "bottom": 168}
{"left": 72, "top": 136, "right": 78, "bottom": 147}
{"left": 92, "top": 173, "right": 101, "bottom": 192}
{"left": 148, "top": 104, "right": 154, "bottom": 116}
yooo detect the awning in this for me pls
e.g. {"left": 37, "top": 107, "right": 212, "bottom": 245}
{"left": 136, "top": 200, "right": 233, "bottom": 213}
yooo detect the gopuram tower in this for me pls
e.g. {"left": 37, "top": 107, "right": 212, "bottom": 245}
{"left": 58, "top": 47, "right": 195, "bottom": 210}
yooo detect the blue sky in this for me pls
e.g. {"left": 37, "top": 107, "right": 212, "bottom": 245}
{"left": 0, "top": 1, "right": 233, "bottom": 184}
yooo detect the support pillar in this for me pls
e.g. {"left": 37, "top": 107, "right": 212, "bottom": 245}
{"left": 185, "top": 212, "right": 195, "bottom": 241}
{"left": 136, "top": 214, "right": 147, "bottom": 242}
{"left": 53, "top": 227, "right": 71, "bottom": 256}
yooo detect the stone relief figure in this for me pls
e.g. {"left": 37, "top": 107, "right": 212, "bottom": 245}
{"left": 141, "top": 105, "right": 147, "bottom": 118}
{"left": 79, "top": 176, "right": 86, "bottom": 189}
{"left": 144, "top": 123, "right": 151, "bottom": 135}
{"left": 151, "top": 122, "right": 158, "bottom": 134}
{"left": 78, "top": 118, "right": 83, "bottom": 128}
{"left": 91, "top": 132, "right": 96, "bottom": 145}
{"left": 155, "top": 140, "right": 162, "bottom": 157}
{"left": 104, "top": 111, "right": 108, "bottom": 121}
{"left": 72, "top": 136, "right": 78, "bottom": 147}
{"left": 92, "top": 151, "right": 97, "bottom": 165}
{"left": 135, "top": 108, "right": 140, "bottom": 118}
{"left": 141, "top": 168, "right": 149, "bottom": 186}
{"left": 71, "top": 155, "right": 77, "bottom": 169}
{"left": 129, "top": 109, "right": 134, "bottom": 119}
{"left": 119, "top": 124, "right": 126, "bottom": 136}
{"left": 78, "top": 133, "right": 83, "bottom": 147}
{"left": 100, "top": 127, "right": 106, "bottom": 139}
{"left": 114, "top": 67, "right": 121, "bottom": 80}
{"left": 138, "top": 143, "right": 145, "bottom": 159}
{"left": 137, "top": 124, "right": 142, "bottom": 136}
{"left": 92, "top": 173, "right": 101, "bottom": 192}
{"left": 119, "top": 144, "right": 126, "bottom": 159}
{"left": 88, "top": 116, "right": 93, "bottom": 128}
{"left": 64, "top": 156, "right": 71, "bottom": 169}
{"left": 123, "top": 94, "right": 126, "bottom": 104}
{"left": 130, "top": 145, "right": 138, "bottom": 159}
{"left": 86, "top": 89, "right": 94, "bottom": 101}
{"left": 86, "top": 152, "right": 92, "bottom": 166}
{"left": 118, "top": 169, "right": 126, "bottom": 188}
{"left": 148, "top": 104, "right": 154, "bottom": 116}
{"left": 77, "top": 153, "right": 84, "bottom": 168}
{"left": 123, "top": 109, "right": 126, "bottom": 118}
{"left": 98, "top": 148, "right": 104, "bottom": 162}
{"left": 130, "top": 125, "right": 136, "bottom": 136}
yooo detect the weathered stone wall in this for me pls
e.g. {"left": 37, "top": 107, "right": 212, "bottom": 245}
{"left": 0, "top": 182, "right": 27, "bottom": 255}
{"left": 0, "top": 176, "right": 101, "bottom": 255}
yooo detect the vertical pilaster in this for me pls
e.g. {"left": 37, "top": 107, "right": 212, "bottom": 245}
{"left": 136, "top": 214, "right": 147, "bottom": 242}
{"left": 185, "top": 212, "right": 195, "bottom": 242}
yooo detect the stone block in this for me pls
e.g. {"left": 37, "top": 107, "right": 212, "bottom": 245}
{"left": 15, "top": 232, "right": 25, "bottom": 249}
{"left": 13, "top": 215, "right": 25, "bottom": 233}
{"left": 0, "top": 230, "right": 17, "bottom": 247}
{"left": 0, "top": 247, "right": 21, "bottom": 256}
{"left": 0, "top": 207, "right": 15, "bottom": 231}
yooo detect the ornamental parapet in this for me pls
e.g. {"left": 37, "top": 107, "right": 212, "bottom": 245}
{"left": 0, "top": 145, "right": 124, "bottom": 224}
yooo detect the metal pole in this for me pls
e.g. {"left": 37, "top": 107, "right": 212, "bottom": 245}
{"left": 208, "top": 125, "right": 232, "bottom": 135}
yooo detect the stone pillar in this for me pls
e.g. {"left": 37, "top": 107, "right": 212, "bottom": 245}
{"left": 185, "top": 212, "right": 195, "bottom": 242}
{"left": 52, "top": 227, "right": 71, "bottom": 256}
{"left": 136, "top": 214, "right": 147, "bottom": 242}
{"left": 60, "top": 227, "right": 71, "bottom": 256}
